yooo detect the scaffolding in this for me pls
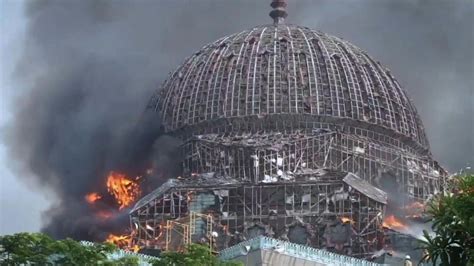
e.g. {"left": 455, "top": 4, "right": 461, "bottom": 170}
{"left": 130, "top": 128, "right": 446, "bottom": 259}
{"left": 140, "top": 17, "right": 448, "bottom": 260}
{"left": 131, "top": 171, "right": 387, "bottom": 258}
{"left": 190, "top": 212, "right": 214, "bottom": 252}
{"left": 165, "top": 220, "right": 190, "bottom": 251}
{"left": 182, "top": 131, "right": 445, "bottom": 203}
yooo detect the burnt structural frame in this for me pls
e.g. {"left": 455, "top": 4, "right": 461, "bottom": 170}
{"left": 133, "top": 4, "right": 447, "bottom": 260}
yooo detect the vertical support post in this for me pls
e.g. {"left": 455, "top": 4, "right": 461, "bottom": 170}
{"left": 165, "top": 220, "right": 171, "bottom": 251}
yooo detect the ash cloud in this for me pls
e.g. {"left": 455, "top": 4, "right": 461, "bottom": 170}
{"left": 4, "top": 0, "right": 472, "bottom": 240}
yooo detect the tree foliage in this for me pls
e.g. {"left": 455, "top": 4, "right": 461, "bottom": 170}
{"left": 0, "top": 232, "right": 139, "bottom": 265}
{"left": 152, "top": 244, "right": 242, "bottom": 266}
{"left": 0, "top": 233, "right": 241, "bottom": 266}
{"left": 420, "top": 173, "right": 474, "bottom": 265}
{"left": 112, "top": 255, "right": 140, "bottom": 265}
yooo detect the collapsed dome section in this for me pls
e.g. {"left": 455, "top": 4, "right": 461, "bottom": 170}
{"left": 149, "top": 24, "right": 429, "bottom": 152}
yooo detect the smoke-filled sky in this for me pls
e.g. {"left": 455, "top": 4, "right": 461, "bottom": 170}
{"left": 1, "top": 0, "right": 472, "bottom": 236}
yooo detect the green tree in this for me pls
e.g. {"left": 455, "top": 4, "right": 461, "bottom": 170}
{"left": 0, "top": 232, "right": 140, "bottom": 265}
{"left": 111, "top": 255, "right": 140, "bottom": 266}
{"left": 152, "top": 243, "right": 242, "bottom": 266}
{"left": 0, "top": 232, "right": 54, "bottom": 265}
{"left": 420, "top": 173, "right": 474, "bottom": 265}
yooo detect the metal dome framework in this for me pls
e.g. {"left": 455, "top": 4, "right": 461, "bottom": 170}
{"left": 135, "top": 2, "right": 447, "bottom": 259}
{"left": 150, "top": 25, "right": 429, "bottom": 149}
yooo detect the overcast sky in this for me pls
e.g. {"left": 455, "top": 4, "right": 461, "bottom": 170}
{"left": 0, "top": 0, "right": 52, "bottom": 234}
{"left": 1, "top": 0, "right": 473, "bottom": 235}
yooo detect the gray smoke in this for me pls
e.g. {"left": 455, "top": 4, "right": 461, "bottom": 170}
{"left": 4, "top": 0, "right": 472, "bottom": 240}
{"left": 293, "top": 0, "right": 474, "bottom": 170}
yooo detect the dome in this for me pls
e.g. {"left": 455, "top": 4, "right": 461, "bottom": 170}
{"left": 151, "top": 24, "right": 429, "bottom": 151}
{"left": 134, "top": 2, "right": 447, "bottom": 256}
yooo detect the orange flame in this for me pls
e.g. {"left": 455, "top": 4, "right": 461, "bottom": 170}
{"left": 383, "top": 215, "right": 407, "bottom": 230}
{"left": 131, "top": 245, "right": 141, "bottom": 253}
{"left": 106, "top": 171, "right": 141, "bottom": 210}
{"left": 85, "top": 192, "right": 102, "bottom": 204}
{"left": 105, "top": 233, "right": 140, "bottom": 253}
{"left": 105, "top": 233, "right": 130, "bottom": 247}
{"left": 341, "top": 216, "right": 354, "bottom": 224}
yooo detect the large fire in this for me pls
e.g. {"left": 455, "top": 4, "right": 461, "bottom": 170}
{"left": 83, "top": 171, "right": 144, "bottom": 251}
{"left": 383, "top": 215, "right": 407, "bottom": 230}
{"left": 106, "top": 171, "right": 141, "bottom": 210}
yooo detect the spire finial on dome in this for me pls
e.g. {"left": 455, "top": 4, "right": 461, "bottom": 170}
{"left": 270, "top": 0, "right": 288, "bottom": 25}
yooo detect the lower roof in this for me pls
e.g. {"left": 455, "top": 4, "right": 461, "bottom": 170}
{"left": 130, "top": 171, "right": 387, "bottom": 213}
{"left": 218, "top": 236, "right": 381, "bottom": 266}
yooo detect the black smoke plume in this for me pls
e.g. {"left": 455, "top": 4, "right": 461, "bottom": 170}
{"left": 4, "top": 0, "right": 472, "bottom": 241}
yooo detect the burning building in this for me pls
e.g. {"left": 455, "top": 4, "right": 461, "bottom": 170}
{"left": 130, "top": 0, "right": 447, "bottom": 259}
